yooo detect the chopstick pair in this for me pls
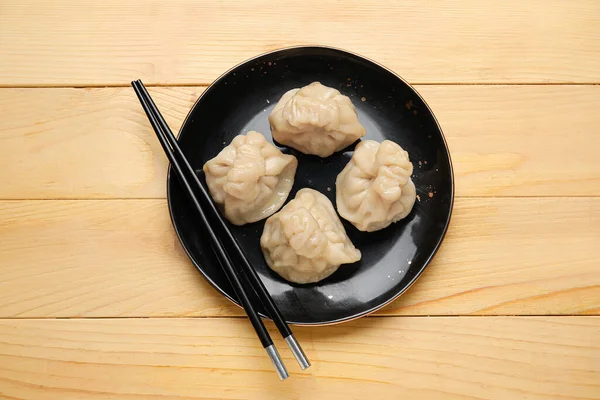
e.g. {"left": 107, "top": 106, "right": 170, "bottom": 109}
{"left": 131, "top": 80, "right": 309, "bottom": 380}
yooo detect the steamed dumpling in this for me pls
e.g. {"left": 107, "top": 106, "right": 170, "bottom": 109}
{"left": 268, "top": 82, "right": 366, "bottom": 158}
{"left": 203, "top": 131, "right": 298, "bottom": 225}
{"left": 336, "top": 140, "right": 416, "bottom": 232}
{"left": 260, "top": 188, "right": 361, "bottom": 284}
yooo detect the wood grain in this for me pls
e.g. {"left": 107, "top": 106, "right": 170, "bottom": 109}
{"left": 0, "top": 317, "right": 598, "bottom": 399}
{"left": 1, "top": 85, "right": 599, "bottom": 199}
{"left": 0, "top": 86, "right": 201, "bottom": 199}
{"left": 0, "top": 198, "right": 597, "bottom": 318}
{"left": 1, "top": 0, "right": 599, "bottom": 86}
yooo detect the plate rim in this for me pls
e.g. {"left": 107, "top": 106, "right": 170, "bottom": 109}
{"left": 166, "top": 45, "right": 455, "bottom": 326}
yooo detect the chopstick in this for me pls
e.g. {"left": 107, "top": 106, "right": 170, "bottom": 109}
{"left": 131, "top": 80, "right": 287, "bottom": 380}
{"left": 131, "top": 81, "right": 309, "bottom": 370}
{"left": 131, "top": 79, "right": 310, "bottom": 378}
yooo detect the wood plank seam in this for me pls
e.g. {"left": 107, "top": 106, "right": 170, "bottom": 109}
{"left": 0, "top": 314, "right": 597, "bottom": 320}
{"left": 2, "top": 83, "right": 600, "bottom": 89}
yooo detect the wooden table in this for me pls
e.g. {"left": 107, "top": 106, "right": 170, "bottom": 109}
{"left": 1, "top": 1, "right": 599, "bottom": 399}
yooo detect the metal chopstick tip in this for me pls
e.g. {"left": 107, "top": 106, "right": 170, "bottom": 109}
{"left": 285, "top": 335, "right": 311, "bottom": 370}
{"left": 265, "top": 345, "right": 289, "bottom": 380}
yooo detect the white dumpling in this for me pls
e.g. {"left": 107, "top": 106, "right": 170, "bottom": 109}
{"left": 203, "top": 131, "right": 298, "bottom": 225}
{"left": 336, "top": 140, "right": 416, "bottom": 232}
{"left": 268, "top": 81, "right": 366, "bottom": 158}
{"left": 260, "top": 188, "right": 361, "bottom": 284}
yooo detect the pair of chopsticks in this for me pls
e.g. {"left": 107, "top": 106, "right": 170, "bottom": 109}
{"left": 131, "top": 80, "right": 309, "bottom": 380}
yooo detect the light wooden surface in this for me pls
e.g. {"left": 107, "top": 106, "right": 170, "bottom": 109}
{"left": 0, "top": 1, "right": 599, "bottom": 399}
{"left": 2, "top": 86, "right": 599, "bottom": 199}
{"left": 1, "top": 0, "right": 600, "bottom": 85}
{"left": 1, "top": 317, "right": 599, "bottom": 400}
{"left": 0, "top": 198, "right": 597, "bottom": 318}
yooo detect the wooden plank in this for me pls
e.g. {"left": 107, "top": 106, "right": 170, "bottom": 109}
{"left": 0, "top": 198, "right": 597, "bottom": 318}
{"left": 0, "top": 86, "right": 200, "bottom": 199}
{"left": 1, "top": 0, "right": 599, "bottom": 85}
{"left": 0, "top": 317, "right": 598, "bottom": 399}
{"left": 1, "top": 85, "right": 599, "bottom": 199}
{"left": 0, "top": 199, "right": 239, "bottom": 318}
{"left": 419, "top": 85, "right": 600, "bottom": 196}
{"left": 383, "top": 197, "right": 600, "bottom": 316}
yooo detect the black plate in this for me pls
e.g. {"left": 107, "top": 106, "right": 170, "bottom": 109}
{"left": 167, "top": 46, "right": 454, "bottom": 325}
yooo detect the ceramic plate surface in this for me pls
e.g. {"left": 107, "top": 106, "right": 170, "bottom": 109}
{"left": 167, "top": 46, "right": 454, "bottom": 325}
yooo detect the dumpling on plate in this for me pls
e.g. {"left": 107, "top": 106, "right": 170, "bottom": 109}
{"left": 203, "top": 131, "right": 298, "bottom": 225}
{"left": 260, "top": 188, "right": 361, "bottom": 284}
{"left": 268, "top": 81, "right": 366, "bottom": 158}
{"left": 336, "top": 140, "right": 416, "bottom": 232}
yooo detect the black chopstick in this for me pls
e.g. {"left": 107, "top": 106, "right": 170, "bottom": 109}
{"left": 131, "top": 81, "right": 288, "bottom": 380}
{"left": 132, "top": 79, "right": 311, "bottom": 377}
{"left": 131, "top": 80, "right": 310, "bottom": 371}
